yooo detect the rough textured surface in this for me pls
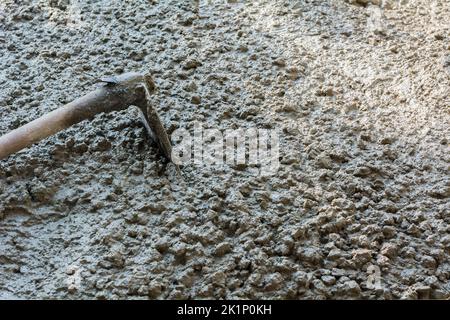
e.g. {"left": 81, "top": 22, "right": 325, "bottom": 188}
{"left": 0, "top": 0, "right": 449, "bottom": 299}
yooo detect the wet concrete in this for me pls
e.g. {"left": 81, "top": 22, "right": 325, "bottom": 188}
{"left": 0, "top": 0, "right": 449, "bottom": 299}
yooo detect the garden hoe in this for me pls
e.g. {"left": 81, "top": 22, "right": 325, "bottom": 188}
{"left": 0, "top": 72, "right": 175, "bottom": 167}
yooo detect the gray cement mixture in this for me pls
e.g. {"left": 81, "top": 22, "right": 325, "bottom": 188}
{"left": 0, "top": 0, "right": 449, "bottom": 299}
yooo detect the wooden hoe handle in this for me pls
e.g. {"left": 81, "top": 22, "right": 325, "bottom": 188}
{"left": 0, "top": 73, "right": 148, "bottom": 160}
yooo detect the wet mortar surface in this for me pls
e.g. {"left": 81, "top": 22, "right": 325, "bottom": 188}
{"left": 0, "top": 0, "right": 449, "bottom": 299}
